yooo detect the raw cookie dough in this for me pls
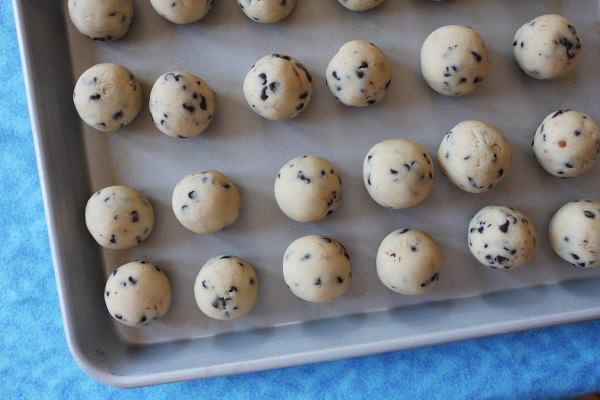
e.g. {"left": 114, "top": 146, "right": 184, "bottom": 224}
{"left": 549, "top": 199, "right": 600, "bottom": 268}
{"left": 337, "top": 0, "right": 385, "bottom": 11}
{"left": 104, "top": 261, "right": 172, "bottom": 327}
{"left": 149, "top": 71, "right": 215, "bottom": 139}
{"left": 68, "top": 0, "right": 133, "bottom": 41}
{"left": 513, "top": 14, "right": 582, "bottom": 80}
{"left": 376, "top": 229, "right": 443, "bottom": 295}
{"left": 73, "top": 63, "right": 143, "bottom": 132}
{"left": 194, "top": 255, "right": 259, "bottom": 320}
{"left": 363, "top": 139, "right": 435, "bottom": 209}
{"left": 85, "top": 186, "right": 154, "bottom": 250}
{"left": 532, "top": 110, "right": 600, "bottom": 178}
{"left": 172, "top": 170, "right": 241, "bottom": 234}
{"left": 421, "top": 25, "right": 489, "bottom": 96}
{"left": 237, "top": 0, "right": 296, "bottom": 23}
{"left": 326, "top": 40, "right": 392, "bottom": 107}
{"left": 438, "top": 120, "right": 512, "bottom": 193}
{"left": 150, "top": 0, "right": 214, "bottom": 24}
{"left": 243, "top": 54, "right": 314, "bottom": 121}
{"left": 468, "top": 206, "right": 537, "bottom": 270}
{"left": 274, "top": 155, "right": 342, "bottom": 222}
{"left": 283, "top": 235, "right": 352, "bottom": 303}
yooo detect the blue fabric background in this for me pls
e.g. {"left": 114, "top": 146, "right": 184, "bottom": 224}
{"left": 1, "top": 0, "right": 600, "bottom": 398}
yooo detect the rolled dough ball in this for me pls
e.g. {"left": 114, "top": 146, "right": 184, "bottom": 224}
{"left": 194, "top": 255, "right": 259, "bottom": 320}
{"left": 85, "top": 186, "right": 154, "bottom": 250}
{"left": 468, "top": 206, "right": 537, "bottom": 270}
{"left": 421, "top": 25, "right": 489, "bottom": 96}
{"left": 243, "top": 54, "right": 314, "bottom": 121}
{"left": 532, "top": 110, "right": 600, "bottom": 178}
{"left": 283, "top": 235, "right": 352, "bottom": 303}
{"left": 172, "top": 170, "right": 241, "bottom": 234}
{"left": 104, "top": 261, "right": 172, "bottom": 327}
{"left": 150, "top": 0, "right": 213, "bottom": 24}
{"left": 438, "top": 120, "right": 512, "bottom": 193}
{"left": 337, "top": 0, "right": 385, "bottom": 11}
{"left": 326, "top": 40, "right": 392, "bottom": 107}
{"left": 513, "top": 14, "right": 582, "bottom": 80}
{"left": 149, "top": 71, "right": 215, "bottom": 139}
{"left": 68, "top": 0, "right": 133, "bottom": 41}
{"left": 376, "top": 229, "right": 442, "bottom": 295}
{"left": 363, "top": 139, "right": 435, "bottom": 209}
{"left": 237, "top": 0, "right": 296, "bottom": 23}
{"left": 274, "top": 155, "right": 342, "bottom": 222}
{"left": 73, "top": 63, "right": 142, "bottom": 132}
{"left": 549, "top": 199, "right": 600, "bottom": 268}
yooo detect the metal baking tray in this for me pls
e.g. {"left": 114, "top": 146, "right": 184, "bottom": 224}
{"left": 14, "top": 0, "right": 600, "bottom": 388}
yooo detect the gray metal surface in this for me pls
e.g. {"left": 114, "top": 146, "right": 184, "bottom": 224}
{"left": 14, "top": 0, "right": 600, "bottom": 388}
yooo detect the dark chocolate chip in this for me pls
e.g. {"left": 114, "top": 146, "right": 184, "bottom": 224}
{"left": 499, "top": 221, "right": 509, "bottom": 233}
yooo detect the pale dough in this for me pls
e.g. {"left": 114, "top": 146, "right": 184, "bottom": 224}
{"left": 283, "top": 235, "right": 352, "bottom": 303}
{"left": 68, "top": 0, "right": 133, "bottom": 41}
{"left": 85, "top": 186, "right": 154, "bottom": 250}
{"left": 194, "top": 255, "right": 259, "bottom": 320}
{"left": 104, "top": 261, "right": 172, "bottom": 327}
{"left": 150, "top": 0, "right": 214, "bottom": 24}
{"left": 337, "top": 0, "right": 385, "bottom": 11}
{"left": 237, "top": 0, "right": 296, "bottom": 23}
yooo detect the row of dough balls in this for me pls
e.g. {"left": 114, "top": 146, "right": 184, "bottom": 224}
{"left": 68, "top": 0, "right": 431, "bottom": 39}
{"left": 84, "top": 111, "right": 600, "bottom": 253}
{"left": 104, "top": 198, "right": 600, "bottom": 328}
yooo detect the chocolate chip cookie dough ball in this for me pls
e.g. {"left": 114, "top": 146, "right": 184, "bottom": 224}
{"left": 438, "top": 120, "right": 512, "bottom": 193}
{"left": 274, "top": 155, "right": 342, "bottom": 223}
{"left": 149, "top": 71, "right": 215, "bottom": 139}
{"left": 421, "top": 25, "right": 489, "bottom": 96}
{"left": 513, "top": 14, "right": 582, "bottom": 80}
{"left": 172, "top": 171, "right": 241, "bottom": 234}
{"left": 376, "top": 229, "right": 442, "bottom": 295}
{"left": 549, "top": 200, "right": 600, "bottom": 268}
{"left": 243, "top": 54, "right": 314, "bottom": 121}
{"left": 326, "top": 40, "right": 392, "bottom": 107}
{"left": 337, "top": 0, "right": 385, "bottom": 11}
{"left": 85, "top": 186, "right": 154, "bottom": 250}
{"left": 468, "top": 206, "right": 537, "bottom": 270}
{"left": 532, "top": 110, "right": 600, "bottom": 178}
{"left": 68, "top": 0, "right": 133, "bottom": 41}
{"left": 283, "top": 235, "right": 352, "bottom": 303}
{"left": 73, "top": 63, "right": 142, "bottom": 132}
{"left": 237, "top": 0, "right": 296, "bottom": 23}
{"left": 104, "top": 261, "right": 172, "bottom": 327}
{"left": 150, "top": 0, "right": 213, "bottom": 24}
{"left": 363, "top": 139, "right": 435, "bottom": 209}
{"left": 194, "top": 255, "right": 259, "bottom": 320}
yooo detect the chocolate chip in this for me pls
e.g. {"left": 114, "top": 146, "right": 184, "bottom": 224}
{"left": 296, "top": 103, "right": 305, "bottom": 110}
{"left": 136, "top": 236, "right": 142, "bottom": 244}
{"left": 298, "top": 173, "right": 310, "bottom": 183}
{"left": 323, "top": 237, "right": 332, "bottom": 243}
{"left": 258, "top": 73, "right": 267, "bottom": 85}
{"left": 199, "top": 96, "right": 207, "bottom": 110}
{"left": 110, "top": 235, "right": 116, "bottom": 244}
{"left": 90, "top": 94, "right": 101, "bottom": 101}
{"left": 261, "top": 87, "right": 269, "bottom": 101}
{"left": 332, "top": 71, "right": 340, "bottom": 81}
{"left": 471, "top": 51, "right": 482, "bottom": 62}
{"left": 230, "top": 286, "right": 238, "bottom": 293}
{"left": 301, "top": 254, "right": 311, "bottom": 260}
{"left": 584, "top": 211, "right": 596, "bottom": 219}
{"left": 572, "top": 253, "right": 580, "bottom": 260}
{"left": 182, "top": 103, "right": 195, "bottom": 112}
{"left": 356, "top": 71, "right": 364, "bottom": 79}
{"left": 315, "top": 277, "right": 322, "bottom": 285}
{"left": 115, "top": 314, "right": 123, "bottom": 319}
{"left": 188, "top": 191, "right": 196, "bottom": 199}
{"left": 131, "top": 211, "right": 139, "bottom": 223}
{"left": 128, "top": 276, "right": 137, "bottom": 284}
{"left": 399, "top": 229, "right": 409, "bottom": 234}
{"left": 390, "top": 169, "right": 398, "bottom": 174}
{"left": 113, "top": 110, "right": 123, "bottom": 120}
{"left": 337, "top": 277, "right": 344, "bottom": 284}
{"left": 499, "top": 221, "right": 509, "bottom": 233}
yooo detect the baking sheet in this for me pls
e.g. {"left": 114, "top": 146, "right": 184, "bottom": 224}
{"left": 15, "top": 0, "right": 600, "bottom": 388}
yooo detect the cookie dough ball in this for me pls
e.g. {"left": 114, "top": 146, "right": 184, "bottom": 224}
{"left": 172, "top": 170, "right": 241, "bottom": 234}
{"left": 438, "top": 120, "right": 512, "bottom": 193}
{"left": 149, "top": 71, "right": 215, "bottom": 139}
{"left": 468, "top": 206, "right": 537, "bottom": 270}
{"left": 194, "top": 255, "right": 259, "bottom": 320}
{"left": 283, "top": 235, "right": 352, "bottom": 303}
{"left": 85, "top": 186, "right": 154, "bottom": 250}
{"left": 243, "top": 54, "right": 314, "bottom": 121}
{"left": 421, "top": 25, "right": 489, "bottom": 96}
{"left": 376, "top": 229, "right": 442, "bottom": 295}
{"left": 532, "top": 110, "right": 600, "bottom": 178}
{"left": 337, "top": 0, "right": 385, "bottom": 11}
{"left": 550, "top": 200, "right": 600, "bottom": 268}
{"left": 104, "top": 261, "right": 172, "bottom": 327}
{"left": 237, "top": 0, "right": 296, "bottom": 23}
{"left": 73, "top": 63, "right": 142, "bottom": 132}
{"left": 326, "top": 40, "right": 392, "bottom": 107}
{"left": 274, "top": 155, "right": 342, "bottom": 223}
{"left": 513, "top": 14, "right": 582, "bottom": 80}
{"left": 364, "top": 139, "right": 435, "bottom": 209}
{"left": 150, "top": 0, "right": 213, "bottom": 24}
{"left": 68, "top": 0, "right": 133, "bottom": 41}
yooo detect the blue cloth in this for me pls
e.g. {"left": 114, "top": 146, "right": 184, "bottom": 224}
{"left": 1, "top": 1, "right": 600, "bottom": 398}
